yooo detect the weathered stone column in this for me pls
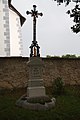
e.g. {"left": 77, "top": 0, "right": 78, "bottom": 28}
{"left": 27, "top": 57, "right": 45, "bottom": 97}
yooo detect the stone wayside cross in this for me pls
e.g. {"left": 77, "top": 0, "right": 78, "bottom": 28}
{"left": 16, "top": 5, "right": 56, "bottom": 110}
{"left": 26, "top": 5, "right": 43, "bottom": 57}
{"left": 26, "top": 5, "right": 45, "bottom": 97}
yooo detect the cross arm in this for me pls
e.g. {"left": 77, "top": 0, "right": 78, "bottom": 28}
{"left": 37, "top": 12, "right": 43, "bottom": 17}
{"left": 26, "top": 11, "right": 32, "bottom": 15}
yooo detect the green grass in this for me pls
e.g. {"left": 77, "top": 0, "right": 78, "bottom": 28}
{"left": 0, "top": 87, "right": 80, "bottom": 120}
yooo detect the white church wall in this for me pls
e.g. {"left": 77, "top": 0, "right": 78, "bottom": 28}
{"left": 0, "top": 0, "right": 23, "bottom": 57}
{"left": 0, "top": 0, "right": 5, "bottom": 56}
{"left": 9, "top": 9, "right": 23, "bottom": 56}
{"left": 0, "top": 0, "right": 10, "bottom": 56}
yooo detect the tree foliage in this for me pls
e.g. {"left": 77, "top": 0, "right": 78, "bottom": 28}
{"left": 62, "top": 54, "right": 76, "bottom": 58}
{"left": 46, "top": 54, "right": 80, "bottom": 58}
{"left": 53, "top": 0, "right": 80, "bottom": 33}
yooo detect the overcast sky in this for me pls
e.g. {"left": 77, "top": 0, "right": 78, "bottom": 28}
{"left": 12, "top": 0, "right": 80, "bottom": 57}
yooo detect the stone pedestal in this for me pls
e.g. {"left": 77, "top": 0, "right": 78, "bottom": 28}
{"left": 27, "top": 57, "right": 45, "bottom": 97}
{"left": 16, "top": 57, "right": 56, "bottom": 110}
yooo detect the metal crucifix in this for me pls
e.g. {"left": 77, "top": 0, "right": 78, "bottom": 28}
{"left": 26, "top": 5, "right": 43, "bottom": 57}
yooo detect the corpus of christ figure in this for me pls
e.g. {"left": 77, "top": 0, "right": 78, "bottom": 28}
{"left": 26, "top": 5, "right": 43, "bottom": 57}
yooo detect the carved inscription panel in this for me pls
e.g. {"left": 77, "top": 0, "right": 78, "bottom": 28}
{"left": 30, "top": 66, "right": 42, "bottom": 79}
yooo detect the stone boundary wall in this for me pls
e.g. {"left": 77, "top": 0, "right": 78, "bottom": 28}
{"left": 0, "top": 57, "right": 80, "bottom": 89}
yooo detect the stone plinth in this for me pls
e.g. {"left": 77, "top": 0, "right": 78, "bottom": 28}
{"left": 27, "top": 57, "right": 45, "bottom": 97}
{"left": 16, "top": 57, "right": 56, "bottom": 110}
{"left": 27, "top": 86, "right": 45, "bottom": 97}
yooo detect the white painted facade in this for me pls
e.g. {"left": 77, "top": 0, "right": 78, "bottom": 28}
{"left": 0, "top": 0, "right": 25, "bottom": 57}
{"left": 0, "top": 0, "right": 8, "bottom": 56}
{"left": 9, "top": 9, "right": 23, "bottom": 56}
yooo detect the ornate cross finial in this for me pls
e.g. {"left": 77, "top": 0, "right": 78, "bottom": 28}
{"left": 26, "top": 5, "right": 43, "bottom": 57}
